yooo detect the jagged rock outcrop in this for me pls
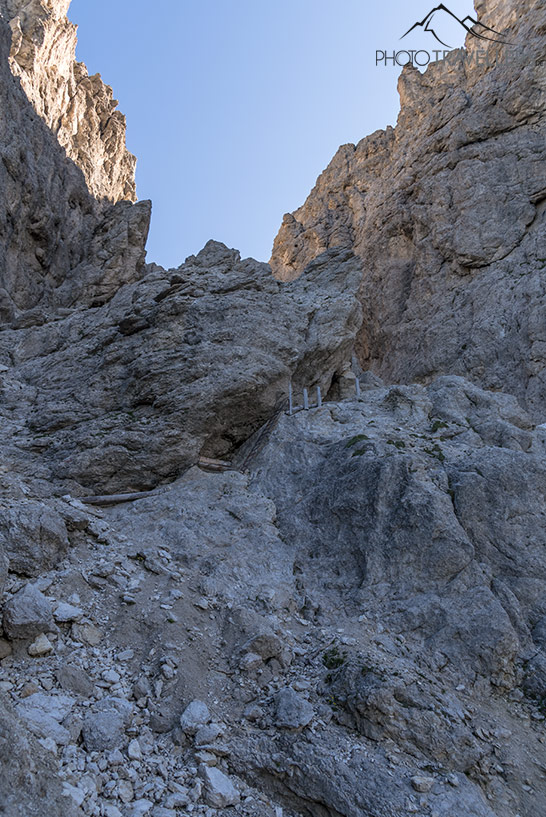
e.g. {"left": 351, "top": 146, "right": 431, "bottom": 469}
{"left": 270, "top": 0, "right": 546, "bottom": 419}
{"left": 0, "top": 241, "right": 362, "bottom": 493}
{"left": 0, "top": 0, "right": 136, "bottom": 203}
{"left": 0, "top": 13, "right": 150, "bottom": 318}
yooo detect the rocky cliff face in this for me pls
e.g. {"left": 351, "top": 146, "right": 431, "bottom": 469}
{"left": 0, "top": 242, "right": 362, "bottom": 493}
{"left": 1, "top": 0, "right": 136, "bottom": 203}
{"left": 0, "top": 6, "right": 149, "bottom": 320}
{"left": 0, "top": 1, "right": 545, "bottom": 817}
{"left": 270, "top": 0, "right": 546, "bottom": 419}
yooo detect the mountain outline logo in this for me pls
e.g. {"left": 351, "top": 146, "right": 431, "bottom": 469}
{"left": 401, "top": 4, "right": 512, "bottom": 48}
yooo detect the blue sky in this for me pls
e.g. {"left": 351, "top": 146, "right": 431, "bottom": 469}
{"left": 69, "top": 0, "right": 475, "bottom": 268}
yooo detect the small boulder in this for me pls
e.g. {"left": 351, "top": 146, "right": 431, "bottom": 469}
{"left": 16, "top": 692, "right": 73, "bottom": 745}
{"left": 163, "top": 791, "right": 190, "bottom": 809}
{"left": 180, "top": 700, "right": 211, "bottom": 735}
{"left": 62, "top": 783, "right": 86, "bottom": 807}
{"left": 131, "top": 800, "right": 154, "bottom": 817}
{"left": 56, "top": 665, "right": 94, "bottom": 698}
{"left": 194, "top": 722, "right": 224, "bottom": 747}
{"left": 239, "top": 652, "right": 262, "bottom": 671}
{"left": 128, "top": 738, "right": 142, "bottom": 760}
{"left": 104, "top": 807, "right": 123, "bottom": 817}
{"left": 411, "top": 775, "right": 435, "bottom": 793}
{"left": 200, "top": 765, "right": 240, "bottom": 808}
{"left": 28, "top": 633, "right": 53, "bottom": 657}
{"left": 132, "top": 675, "right": 152, "bottom": 701}
{"left": 53, "top": 602, "right": 83, "bottom": 623}
{"left": 3, "top": 584, "right": 54, "bottom": 639}
{"left": 274, "top": 687, "right": 314, "bottom": 730}
{"left": 82, "top": 697, "right": 133, "bottom": 751}
{"left": 149, "top": 702, "right": 177, "bottom": 734}
{"left": 0, "top": 502, "right": 69, "bottom": 577}
{"left": 242, "top": 632, "right": 283, "bottom": 661}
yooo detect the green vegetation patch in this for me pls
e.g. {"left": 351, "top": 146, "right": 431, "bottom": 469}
{"left": 345, "top": 434, "right": 370, "bottom": 449}
{"left": 424, "top": 444, "right": 446, "bottom": 462}
{"left": 387, "top": 439, "right": 406, "bottom": 450}
{"left": 322, "top": 646, "right": 347, "bottom": 670}
{"left": 430, "top": 419, "right": 449, "bottom": 433}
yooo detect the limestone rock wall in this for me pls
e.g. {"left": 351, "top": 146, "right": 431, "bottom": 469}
{"left": 270, "top": 0, "right": 546, "bottom": 418}
{"left": 0, "top": 242, "right": 362, "bottom": 493}
{"left": 0, "top": 13, "right": 150, "bottom": 320}
{"left": 1, "top": 0, "right": 136, "bottom": 203}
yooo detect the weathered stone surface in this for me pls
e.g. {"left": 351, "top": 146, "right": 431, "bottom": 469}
{"left": 180, "top": 700, "right": 211, "bottom": 735}
{"left": 274, "top": 688, "right": 314, "bottom": 730}
{"left": 249, "top": 376, "right": 546, "bottom": 686}
{"left": 0, "top": 500, "right": 69, "bottom": 576}
{"left": 270, "top": 0, "right": 546, "bottom": 419}
{"left": 0, "top": 692, "right": 81, "bottom": 816}
{"left": 229, "top": 732, "right": 498, "bottom": 817}
{"left": 199, "top": 765, "right": 240, "bottom": 808}
{"left": 0, "top": 14, "right": 150, "bottom": 319}
{"left": 98, "top": 373, "right": 546, "bottom": 815}
{"left": 523, "top": 653, "right": 546, "bottom": 699}
{"left": 81, "top": 697, "right": 132, "bottom": 751}
{"left": 1, "top": 0, "right": 136, "bottom": 203}
{"left": 3, "top": 583, "right": 54, "bottom": 639}
{"left": 0, "top": 546, "right": 7, "bottom": 599}
{"left": 0, "top": 242, "right": 361, "bottom": 492}
{"left": 104, "top": 467, "right": 296, "bottom": 613}
{"left": 0, "top": 2, "right": 544, "bottom": 816}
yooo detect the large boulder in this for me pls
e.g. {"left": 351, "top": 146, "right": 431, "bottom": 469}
{"left": 3, "top": 583, "right": 54, "bottom": 639}
{"left": 0, "top": 242, "right": 362, "bottom": 492}
{"left": 0, "top": 500, "right": 69, "bottom": 576}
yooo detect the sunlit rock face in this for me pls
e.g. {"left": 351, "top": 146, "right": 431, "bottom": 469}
{"left": 0, "top": 5, "right": 150, "bottom": 319}
{"left": 1, "top": 0, "right": 136, "bottom": 203}
{"left": 270, "top": 0, "right": 546, "bottom": 419}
